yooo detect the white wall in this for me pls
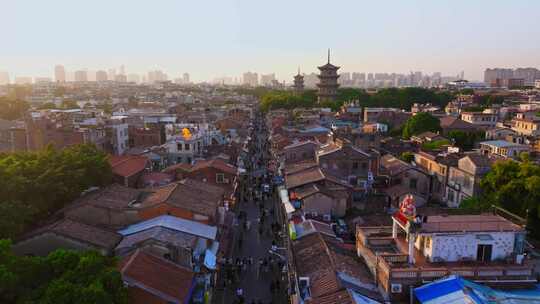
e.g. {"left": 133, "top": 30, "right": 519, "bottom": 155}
{"left": 418, "top": 232, "right": 515, "bottom": 262}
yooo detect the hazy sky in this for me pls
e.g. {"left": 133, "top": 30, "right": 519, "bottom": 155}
{"left": 2, "top": 0, "right": 540, "bottom": 82}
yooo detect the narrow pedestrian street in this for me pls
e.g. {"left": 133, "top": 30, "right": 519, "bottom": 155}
{"left": 214, "top": 110, "right": 288, "bottom": 304}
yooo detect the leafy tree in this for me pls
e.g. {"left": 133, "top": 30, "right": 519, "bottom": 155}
{"left": 0, "top": 97, "right": 30, "bottom": 120}
{"left": 463, "top": 159, "right": 540, "bottom": 238}
{"left": 447, "top": 130, "right": 484, "bottom": 150}
{"left": 0, "top": 240, "right": 128, "bottom": 304}
{"left": 400, "top": 152, "right": 414, "bottom": 163}
{"left": 38, "top": 102, "right": 58, "bottom": 110}
{"left": 62, "top": 99, "right": 80, "bottom": 109}
{"left": 402, "top": 112, "right": 441, "bottom": 139}
{"left": 0, "top": 144, "right": 112, "bottom": 239}
{"left": 421, "top": 139, "right": 451, "bottom": 151}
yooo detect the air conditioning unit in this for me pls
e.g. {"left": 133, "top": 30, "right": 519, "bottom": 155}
{"left": 391, "top": 283, "right": 402, "bottom": 293}
{"left": 323, "top": 214, "right": 331, "bottom": 222}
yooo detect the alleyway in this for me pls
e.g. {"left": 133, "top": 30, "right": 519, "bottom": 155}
{"left": 214, "top": 111, "right": 288, "bottom": 304}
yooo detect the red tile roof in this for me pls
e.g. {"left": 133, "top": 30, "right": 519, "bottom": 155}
{"left": 109, "top": 155, "right": 149, "bottom": 178}
{"left": 191, "top": 158, "right": 237, "bottom": 175}
{"left": 119, "top": 250, "right": 194, "bottom": 303}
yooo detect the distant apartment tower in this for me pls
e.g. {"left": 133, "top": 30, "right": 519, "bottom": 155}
{"left": 148, "top": 70, "right": 167, "bottom": 83}
{"left": 55, "top": 65, "right": 66, "bottom": 83}
{"left": 260, "top": 73, "right": 276, "bottom": 87}
{"left": 15, "top": 77, "right": 32, "bottom": 85}
{"left": 317, "top": 49, "right": 340, "bottom": 103}
{"left": 513, "top": 68, "right": 540, "bottom": 86}
{"left": 0, "top": 72, "right": 9, "bottom": 85}
{"left": 242, "top": 72, "right": 259, "bottom": 86}
{"left": 293, "top": 68, "right": 304, "bottom": 94}
{"left": 484, "top": 68, "right": 514, "bottom": 86}
{"left": 96, "top": 70, "right": 108, "bottom": 82}
{"left": 74, "top": 70, "right": 88, "bottom": 82}
{"left": 115, "top": 74, "right": 127, "bottom": 82}
{"left": 127, "top": 74, "right": 140, "bottom": 83}
{"left": 183, "top": 73, "right": 190, "bottom": 84}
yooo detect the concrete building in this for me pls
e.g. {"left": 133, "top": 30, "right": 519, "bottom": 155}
{"left": 96, "top": 70, "right": 108, "bottom": 82}
{"left": 74, "top": 70, "right": 88, "bottom": 82}
{"left": 242, "top": 72, "right": 259, "bottom": 86}
{"left": 460, "top": 111, "right": 498, "bottom": 128}
{"left": 54, "top": 65, "right": 66, "bottom": 83}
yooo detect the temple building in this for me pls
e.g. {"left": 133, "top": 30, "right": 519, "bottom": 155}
{"left": 293, "top": 68, "right": 304, "bottom": 95}
{"left": 317, "top": 49, "right": 340, "bottom": 103}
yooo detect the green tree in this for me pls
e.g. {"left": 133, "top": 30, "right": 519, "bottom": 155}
{"left": 0, "top": 97, "right": 30, "bottom": 120}
{"left": 0, "top": 240, "right": 128, "bottom": 304}
{"left": 0, "top": 144, "right": 112, "bottom": 239}
{"left": 447, "top": 130, "right": 484, "bottom": 150}
{"left": 402, "top": 112, "right": 441, "bottom": 139}
{"left": 400, "top": 152, "right": 414, "bottom": 163}
{"left": 62, "top": 99, "right": 80, "bottom": 109}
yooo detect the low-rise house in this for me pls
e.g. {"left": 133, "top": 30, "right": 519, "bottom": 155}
{"left": 109, "top": 155, "right": 151, "bottom": 188}
{"left": 317, "top": 140, "right": 379, "bottom": 181}
{"left": 283, "top": 140, "right": 319, "bottom": 164}
{"left": 293, "top": 230, "right": 382, "bottom": 303}
{"left": 119, "top": 250, "right": 195, "bottom": 304}
{"left": 461, "top": 111, "right": 498, "bottom": 128}
{"left": 485, "top": 127, "right": 517, "bottom": 140}
{"left": 410, "top": 132, "right": 447, "bottom": 145}
{"left": 480, "top": 140, "right": 530, "bottom": 159}
{"left": 438, "top": 116, "right": 476, "bottom": 135}
{"left": 356, "top": 211, "right": 532, "bottom": 302}
{"left": 290, "top": 183, "right": 349, "bottom": 218}
{"left": 446, "top": 154, "right": 492, "bottom": 207}
{"left": 413, "top": 151, "right": 460, "bottom": 203}
{"left": 511, "top": 117, "right": 540, "bottom": 137}
{"left": 13, "top": 219, "right": 122, "bottom": 256}
{"left": 116, "top": 215, "right": 218, "bottom": 271}
{"left": 137, "top": 179, "right": 225, "bottom": 225}
{"left": 380, "top": 154, "right": 431, "bottom": 207}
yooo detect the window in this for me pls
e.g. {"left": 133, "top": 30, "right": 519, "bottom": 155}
{"left": 184, "top": 143, "right": 190, "bottom": 150}
{"left": 216, "top": 173, "right": 225, "bottom": 183}
{"left": 409, "top": 178, "right": 417, "bottom": 190}
{"left": 425, "top": 237, "right": 431, "bottom": 249}
{"left": 447, "top": 189, "right": 455, "bottom": 202}
{"left": 361, "top": 162, "right": 368, "bottom": 170}
{"left": 352, "top": 162, "right": 358, "bottom": 170}
{"left": 177, "top": 143, "right": 182, "bottom": 151}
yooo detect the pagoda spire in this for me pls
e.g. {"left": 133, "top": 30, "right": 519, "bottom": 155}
{"left": 327, "top": 48, "right": 330, "bottom": 64}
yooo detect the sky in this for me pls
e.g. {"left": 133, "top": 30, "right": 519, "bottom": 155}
{"left": 1, "top": 0, "right": 540, "bottom": 82}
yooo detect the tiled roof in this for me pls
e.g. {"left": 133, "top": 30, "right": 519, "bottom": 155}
{"left": 118, "top": 215, "right": 217, "bottom": 240}
{"left": 285, "top": 167, "right": 325, "bottom": 190}
{"left": 162, "top": 162, "right": 193, "bottom": 173}
{"left": 439, "top": 116, "right": 475, "bottom": 129}
{"left": 116, "top": 226, "right": 198, "bottom": 254}
{"left": 380, "top": 154, "right": 412, "bottom": 176}
{"left": 167, "top": 179, "right": 224, "bottom": 218}
{"left": 119, "top": 250, "right": 194, "bottom": 304}
{"left": 191, "top": 158, "right": 237, "bottom": 175}
{"left": 71, "top": 184, "right": 144, "bottom": 210}
{"left": 283, "top": 161, "right": 319, "bottom": 175}
{"left": 109, "top": 155, "right": 149, "bottom": 177}
{"left": 22, "top": 218, "right": 122, "bottom": 250}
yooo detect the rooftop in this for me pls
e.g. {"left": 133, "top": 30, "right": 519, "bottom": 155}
{"left": 418, "top": 214, "right": 524, "bottom": 233}
{"left": 118, "top": 214, "right": 218, "bottom": 240}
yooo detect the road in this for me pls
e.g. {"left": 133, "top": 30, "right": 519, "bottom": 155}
{"left": 214, "top": 111, "right": 287, "bottom": 304}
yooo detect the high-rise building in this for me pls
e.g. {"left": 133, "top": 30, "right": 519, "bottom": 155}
{"left": 55, "top": 65, "right": 66, "bottom": 83}
{"left": 115, "top": 74, "right": 127, "bottom": 82}
{"left": 74, "top": 70, "right": 88, "bottom": 82}
{"left": 108, "top": 69, "right": 116, "bottom": 81}
{"left": 15, "top": 77, "right": 32, "bottom": 85}
{"left": 34, "top": 77, "right": 52, "bottom": 83}
{"left": 317, "top": 49, "right": 340, "bottom": 103}
{"left": 0, "top": 72, "right": 9, "bottom": 85}
{"left": 183, "top": 73, "right": 190, "bottom": 84}
{"left": 127, "top": 74, "right": 140, "bottom": 83}
{"left": 260, "top": 73, "right": 276, "bottom": 87}
{"left": 293, "top": 68, "right": 304, "bottom": 94}
{"left": 148, "top": 70, "right": 167, "bottom": 83}
{"left": 242, "top": 72, "right": 259, "bottom": 86}
{"left": 96, "top": 70, "right": 108, "bottom": 82}
{"left": 514, "top": 68, "right": 540, "bottom": 86}
{"left": 484, "top": 68, "right": 514, "bottom": 86}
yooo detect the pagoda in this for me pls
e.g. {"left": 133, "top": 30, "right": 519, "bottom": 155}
{"left": 293, "top": 67, "right": 304, "bottom": 95}
{"left": 317, "top": 49, "right": 340, "bottom": 103}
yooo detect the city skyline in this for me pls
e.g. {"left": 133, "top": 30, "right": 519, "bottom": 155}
{"left": 2, "top": 0, "right": 540, "bottom": 81}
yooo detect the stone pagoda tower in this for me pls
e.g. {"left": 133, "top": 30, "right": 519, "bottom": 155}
{"left": 317, "top": 49, "right": 340, "bottom": 103}
{"left": 293, "top": 67, "right": 304, "bottom": 95}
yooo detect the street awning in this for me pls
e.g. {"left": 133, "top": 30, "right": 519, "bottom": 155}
{"left": 278, "top": 186, "right": 295, "bottom": 216}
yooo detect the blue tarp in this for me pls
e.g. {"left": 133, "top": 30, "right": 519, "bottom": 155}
{"left": 414, "top": 275, "right": 540, "bottom": 304}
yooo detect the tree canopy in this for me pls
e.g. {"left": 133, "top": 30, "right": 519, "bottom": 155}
{"left": 259, "top": 87, "right": 455, "bottom": 113}
{"left": 447, "top": 130, "right": 484, "bottom": 150}
{"left": 0, "top": 144, "right": 112, "bottom": 239}
{"left": 0, "top": 240, "right": 128, "bottom": 304}
{"left": 461, "top": 159, "right": 540, "bottom": 238}
{"left": 402, "top": 112, "right": 441, "bottom": 139}
{"left": 0, "top": 97, "right": 30, "bottom": 120}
